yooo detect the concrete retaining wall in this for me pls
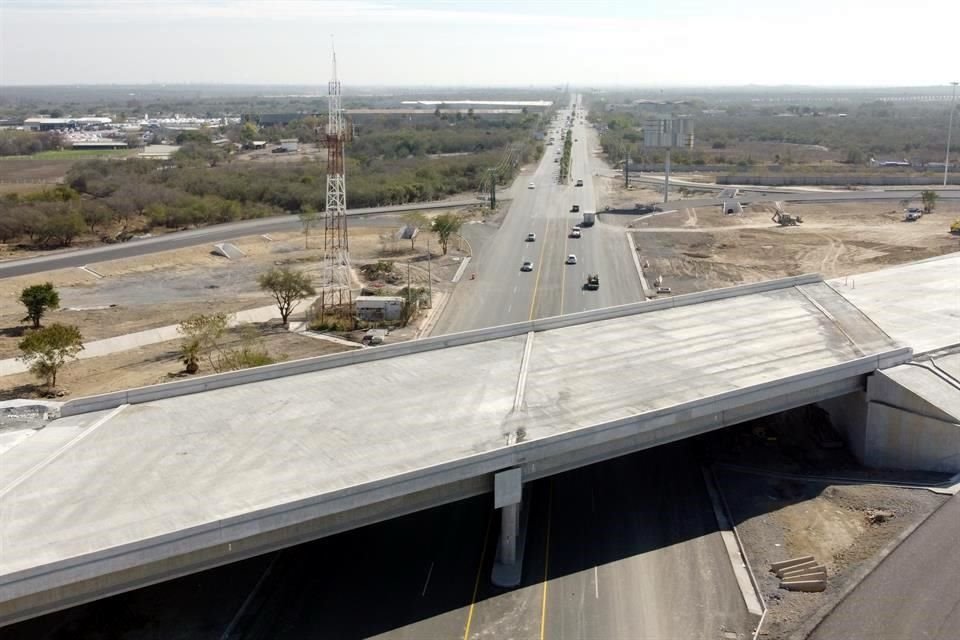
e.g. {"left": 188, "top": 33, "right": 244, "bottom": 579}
{"left": 863, "top": 404, "right": 960, "bottom": 472}
{"left": 822, "top": 371, "right": 960, "bottom": 473}
{"left": 61, "top": 274, "right": 824, "bottom": 417}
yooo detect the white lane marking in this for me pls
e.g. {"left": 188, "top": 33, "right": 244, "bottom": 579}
{"left": 594, "top": 566, "right": 600, "bottom": 599}
{"left": 422, "top": 561, "right": 434, "bottom": 597}
{"left": 513, "top": 285, "right": 518, "bottom": 294}
{"left": 507, "top": 303, "right": 513, "bottom": 313}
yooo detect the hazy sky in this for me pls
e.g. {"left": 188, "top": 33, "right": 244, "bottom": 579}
{"left": 2, "top": 0, "right": 958, "bottom": 87}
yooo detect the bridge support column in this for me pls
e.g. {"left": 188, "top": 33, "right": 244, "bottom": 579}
{"left": 491, "top": 468, "right": 527, "bottom": 587}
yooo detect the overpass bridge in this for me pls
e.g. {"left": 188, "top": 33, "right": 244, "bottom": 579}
{"left": 1, "top": 255, "right": 958, "bottom": 626}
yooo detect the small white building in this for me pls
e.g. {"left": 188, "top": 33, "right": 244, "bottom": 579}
{"left": 279, "top": 138, "right": 299, "bottom": 152}
{"left": 356, "top": 296, "right": 405, "bottom": 322}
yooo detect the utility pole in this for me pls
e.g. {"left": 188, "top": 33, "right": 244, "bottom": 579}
{"left": 624, "top": 149, "right": 630, "bottom": 188}
{"left": 489, "top": 169, "right": 497, "bottom": 210}
{"left": 945, "top": 81, "right": 958, "bottom": 187}
{"left": 664, "top": 148, "right": 671, "bottom": 204}
{"left": 427, "top": 237, "right": 432, "bottom": 308}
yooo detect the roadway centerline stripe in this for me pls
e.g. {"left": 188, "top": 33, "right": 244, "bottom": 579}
{"left": 528, "top": 217, "right": 552, "bottom": 321}
{"left": 462, "top": 511, "right": 493, "bottom": 640}
{"left": 539, "top": 482, "right": 554, "bottom": 640}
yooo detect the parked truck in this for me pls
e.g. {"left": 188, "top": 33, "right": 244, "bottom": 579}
{"left": 581, "top": 209, "right": 596, "bottom": 226}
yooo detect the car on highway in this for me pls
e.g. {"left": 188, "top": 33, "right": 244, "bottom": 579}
{"left": 520, "top": 260, "right": 534, "bottom": 272}
{"left": 575, "top": 179, "right": 584, "bottom": 187}
{"left": 566, "top": 254, "right": 578, "bottom": 265}
{"left": 569, "top": 228, "right": 581, "bottom": 238}
{"left": 526, "top": 232, "right": 536, "bottom": 242}
{"left": 528, "top": 182, "right": 535, "bottom": 189}
{"left": 571, "top": 204, "right": 580, "bottom": 212}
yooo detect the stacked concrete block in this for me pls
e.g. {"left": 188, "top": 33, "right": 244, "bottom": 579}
{"left": 771, "top": 556, "right": 828, "bottom": 592}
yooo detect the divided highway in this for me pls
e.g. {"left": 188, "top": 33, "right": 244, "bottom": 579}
{"left": 433, "top": 99, "right": 645, "bottom": 334}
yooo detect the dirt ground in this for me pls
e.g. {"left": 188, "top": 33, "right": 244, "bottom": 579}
{"left": 627, "top": 197, "right": 959, "bottom": 295}
{"left": 0, "top": 323, "right": 351, "bottom": 401}
{"left": 698, "top": 409, "right": 950, "bottom": 639}
{"left": 1, "top": 211, "right": 472, "bottom": 396}
{"left": 717, "top": 472, "right": 945, "bottom": 640}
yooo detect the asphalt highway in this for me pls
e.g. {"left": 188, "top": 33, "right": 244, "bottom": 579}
{"left": 433, "top": 100, "right": 646, "bottom": 335}
{"left": 0, "top": 199, "right": 480, "bottom": 279}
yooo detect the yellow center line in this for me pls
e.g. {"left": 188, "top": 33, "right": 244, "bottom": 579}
{"left": 539, "top": 482, "right": 554, "bottom": 640}
{"left": 528, "top": 215, "right": 552, "bottom": 321}
{"left": 462, "top": 511, "right": 494, "bottom": 640}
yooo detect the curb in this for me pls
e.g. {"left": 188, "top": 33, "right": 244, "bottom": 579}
{"left": 700, "top": 466, "right": 765, "bottom": 619}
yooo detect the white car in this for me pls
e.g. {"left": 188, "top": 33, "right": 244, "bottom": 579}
{"left": 526, "top": 232, "right": 536, "bottom": 242}
{"left": 528, "top": 182, "right": 536, "bottom": 189}
{"left": 521, "top": 261, "right": 534, "bottom": 272}
{"left": 566, "top": 254, "right": 578, "bottom": 265}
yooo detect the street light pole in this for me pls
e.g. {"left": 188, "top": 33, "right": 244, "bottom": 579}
{"left": 945, "top": 81, "right": 959, "bottom": 187}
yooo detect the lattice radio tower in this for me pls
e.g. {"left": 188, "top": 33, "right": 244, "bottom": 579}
{"left": 323, "top": 47, "right": 351, "bottom": 284}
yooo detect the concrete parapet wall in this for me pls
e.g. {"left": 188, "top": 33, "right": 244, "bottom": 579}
{"left": 61, "top": 274, "right": 824, "bottom": 417}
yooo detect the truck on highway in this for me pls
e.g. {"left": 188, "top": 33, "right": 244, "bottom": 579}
{"left": 581, "top": 210, "right": 596, "bottom": 227}
{"left": 585, "top": 274, "right": 600, "bottom": 290}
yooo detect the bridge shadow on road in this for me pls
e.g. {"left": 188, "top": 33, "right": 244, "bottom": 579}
{"left": 2, "top": 432, "right": 858, "bottom": 640}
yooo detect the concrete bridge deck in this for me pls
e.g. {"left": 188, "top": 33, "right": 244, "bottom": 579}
{"left": 3, "top": 255, "right": 958, "bottom": 625}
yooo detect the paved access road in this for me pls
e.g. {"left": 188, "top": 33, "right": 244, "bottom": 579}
{"left": 0, "top": 199, "right": 479, "bottom": 280}
{"left": 808, "top": 491, "right": 960, "bottom": 640}
{"left": 433, "top": 99, "right": 646, "bottom": 334}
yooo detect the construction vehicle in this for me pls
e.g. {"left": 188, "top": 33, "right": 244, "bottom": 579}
{"left": 771, "top": 202, "right": 803, "bottom": 226}
{"left": 585, "top": 273, "right": 600, "bottom": 290}
{"left": 951, "top": 219, "right": 960, "bottom": 235}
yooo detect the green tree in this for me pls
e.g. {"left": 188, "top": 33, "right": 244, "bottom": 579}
{"left": 921, "top": 190, "right": 938, "bottom": 214}
{"left": 258, "top": 267, "right": 316, "bottom": 324}
{"left": 20, "top": 282, "right": 60, "bottom": 328}
{"left": 18, "top": 323, "right": 84, "bottom": 391}
{"left": 401, "top": 211, "right": 429, "bottom": 249}
{"left": 845, "top": 148, "right": 863, "bottom": 165}
{"left": 41, "top": 210, "right": 85, "bottom": 247}
{"left": 431, "top": 213, "right": 463, "bottom": 255}
{"left": 178, "top": 312, "right": 228, "bottom": 374}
